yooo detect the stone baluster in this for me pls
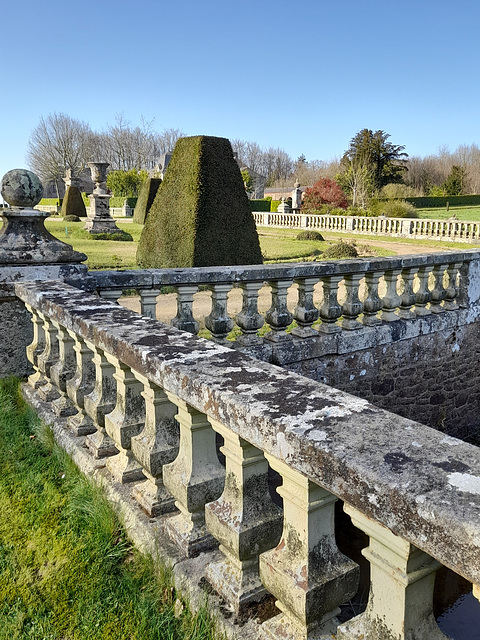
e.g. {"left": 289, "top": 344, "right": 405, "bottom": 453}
{"left": 130, "top": 374, "right": 179, "bottom": 516}
{"left": 139, "top": 289, "right": 161, "bottom": 319}
{"left": 82, "top": 343, "right": 117, "bottom": 451}
{"left": 204, "top": 284, "right": 234, "bottom": 343}
{"left": 171, "top": 285, "right": 199, "bottom": 334}
{"left": 381, "top": 269, "right": 402, "bottom": 321}
{"left": 103, "top": 356, "right": 146, "bottom": 483}
{"left": 398, "top": 267, "right": 417, "bottom": 319}
{"left": 430, "top": 264, "right": 449, "bottom": 313}
{"left": 35, "top": 313, "right": 60, "bottom": 401}
{"left": 98, "top": 288, "right": 123, "bottom": 304}
{"left": 49, "top": 320, "right": 78, "bottom": 417}
{"left": 318, "top": 275, "right": 343, "bottom": 333}
{"left": 415, "top": 265, "right": 434, "bottom": 316}
{"left": 291, "top": 277, "right": 319, "bottom": 337}
{"left": 342, "top": 273, "right": 364, "bottom": 330}
{"left": 205, "top": 419, "right": 283, "bottom": 613}
{"left": 66, "top": 334, "right": 96, "bottom": 436}
{"left": 362, "top": 271, "right": 383, "bottom": 326}
{"left": 163, "top": 397, "right": 224, "bottom": 557}
{"left": 443, "top": 262, "right": 462, "bottom": 310}
{"left": 25, "top": 304, "right": 47, "bottom": 389}
{"left": 235, "top": 282, "right": 265, "bottom": 345}
{"left": 337, "top": 505, "right": 449, "bottom": 640}
{"left": 265, "top": 280, "right": 293, "bottom": 342}
{"left": 259, "top": 458, "right": 359, "bottom": 640}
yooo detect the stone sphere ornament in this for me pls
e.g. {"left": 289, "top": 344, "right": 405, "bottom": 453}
{"left": 1, "top": 169, "right": 43, "bottom": 208}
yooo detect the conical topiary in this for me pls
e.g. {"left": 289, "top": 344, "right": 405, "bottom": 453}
{"left": 133, "top": 177, "right": 162, "bottom": 224}
{"left": 137, "top": 136, "right": 263, "bottom": 268}
{"left": 61, "top": 185, "right": 87, "bottom": 218}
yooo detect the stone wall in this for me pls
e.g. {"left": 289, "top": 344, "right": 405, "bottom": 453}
{"left": 284, "top": 321, "right": 480, "bottom": 441}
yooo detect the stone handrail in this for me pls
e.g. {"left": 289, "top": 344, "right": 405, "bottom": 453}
{"left": 66, "top": 251, "right": 480, "bottom": 348}
{"left": 15, "top": 279, "right": 480, "bottom": 639}
{"left": 253, "top": 211, "right": 480, "bottom": 243}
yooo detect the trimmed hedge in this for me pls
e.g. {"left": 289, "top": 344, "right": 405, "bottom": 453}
{"left": 296, "top": 230, "right": 324, "bottom": 241}
{"left": 137, "top": 136, "right": 263, "bottom": 268}
{"left": 133, "top": 178, "right": 162, "bottom": 224}
{"left": 91, "top": 230, "right": 133, "bottom": 242}
{"left": 61, "top": 185, "right": 87, "bottom": 218}
{"left": 404, "top": 195, "right": 480, "bottom": 208}
{"left": 249, "top": 199, "right": 271, "bottom": 212}
{"left": 323, "top": 241, "right": 359, "bottom": 259}
{"left": 63, "top": 215, "right": 81, "bottom": 222}
{"left": 109, "top": 196, "right": 138, "bottom": 208}
{"left": 271, "top": 200, "right": 282, "bottom": 212}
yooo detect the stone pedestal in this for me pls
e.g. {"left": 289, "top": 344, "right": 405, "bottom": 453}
{"left": 0, "top": 169, "right": 87, "bottom": 378}
{"left": 84, "top": 162, "right": 119, "bottom": 234}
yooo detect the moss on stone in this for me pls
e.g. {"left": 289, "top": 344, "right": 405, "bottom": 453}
{"left": 133, "top": 178, "right": 162, "bottom": 225}
{"left": 61, "top": 186, "right": 87, "bottom": 218}
{"left": 137, "top": 136, "right": 263, "bottom": 268}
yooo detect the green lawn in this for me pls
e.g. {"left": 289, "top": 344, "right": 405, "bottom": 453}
{"left": 45, "top": 219, "right": 395, "bottom": 270}
{"left": 0, "top": 377, "right": 219, "bottom": 640}
{"left": 416, "top": 206, "right": 480, "bottom": 221}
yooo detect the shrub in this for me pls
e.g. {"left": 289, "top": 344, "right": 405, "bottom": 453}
{"left": 369, "top": 199, "right": 418, "bottom": 218}
{"left": 106, "top": 168, "right": 148, "bottom": 197}
{"left": 322, "top": 240, "right": 359, "bottom": 259}
{"left": 108, "top": 196, "right": 138, "bottom": 208}
{"left": 63, "top": 214, "right": 81, "bottom": 222}
{"left": 271, "top": 199, "right": 282, "bottom": 212}
{"left": 61, "top": 185, "right": 87, "bottom": 218}
{"left": 249, "top": 199, "right": 271, "bottom": 212}
{"left": 302, "top": 178, "right": 348, "bottom": 211}
{"left": 137, "top": 136, "right": 263, "bottom": 268}
{"left": 133, "top": 178, "right": 162, "bottom": 224}
{"left": 296, "top": 230, "right": 324, "bottom": 241}
{"left": 91, "top": 230, "right": 133, "bottom": 242}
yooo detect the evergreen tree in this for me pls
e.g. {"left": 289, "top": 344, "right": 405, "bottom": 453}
{"left": 341, "top": 129, "right": 408, "bottom": 194}
{"left": 442, "top": 165, "right": 467, "bottom": 196}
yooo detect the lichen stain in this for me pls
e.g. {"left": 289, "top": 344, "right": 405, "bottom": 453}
{"left": 448, "top": 472, "right": 480, "bottom": 495}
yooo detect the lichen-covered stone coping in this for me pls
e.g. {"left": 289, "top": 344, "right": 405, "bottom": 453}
{"left": 68, "top": 249, "right": 480, "bottom": 291}
{"left": 15, "top": 280, "right": 480, "bottom": 588}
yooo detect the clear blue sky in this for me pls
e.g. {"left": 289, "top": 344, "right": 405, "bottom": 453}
{"left": 1, "top": 0, "right": 479, "bottom": 181}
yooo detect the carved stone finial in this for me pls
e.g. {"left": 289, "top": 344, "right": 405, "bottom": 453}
{"left": 1, "top": 169, "right": 43, "bottom": 208}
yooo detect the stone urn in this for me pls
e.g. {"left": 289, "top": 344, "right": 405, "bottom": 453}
{"left": 88, "top": 162, "right": 110, "bottom": 194}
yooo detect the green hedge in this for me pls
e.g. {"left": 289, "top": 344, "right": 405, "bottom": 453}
{"left": 133, "top": 178, "right": 162, "bottom": 224}
{"left": 109, "top": 196, "right": 137, "bottom": 208}
{"left": 249, "top": 199, "right": 271, "bottom": 212}
{"left": 404, "top": 195, "right": 480, "bottom": 208}
{"left": 137, "top": 135, "right": 263, "bottom": 268}
{"left": 271, "top": 200, "right": 282, "bottom": 212}
{"left": 38, "top": 198, "right": 62, "bottom": 206}
{"left": 61, "top": 186, "right": 87, "bottom": 218}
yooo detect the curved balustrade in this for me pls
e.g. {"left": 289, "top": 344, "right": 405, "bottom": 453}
{"left": 16, "top": 280, "right": 480, "bottom": 639}
{"left": 253, "top": 211, "right": 480, "bottom": 243}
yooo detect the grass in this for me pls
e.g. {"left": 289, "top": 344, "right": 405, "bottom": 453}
{"left": 416, "top": 206, "right": 480, "bottom": 221}
{"left": 0, "top": 377, "right": 220, "bottom": 640}
{"left": 45, "top": 219, "right": 395, "bottom": 270}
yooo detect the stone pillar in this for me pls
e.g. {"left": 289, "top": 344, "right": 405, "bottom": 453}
{"left": 163, "top": 397, "right": 225, "bottom": 557}
{"left": 259, "top": 457, "right": 359, "bottom": 640}
{"left": 205, "top": 418, "right": 283, "bottom": 613}
{"left": 84, "top": 162, "right": 119, "bottom": 234}
{"left": 0, "top": 169, "right": 87, "bottom": 378}
{"left": 337, "top": 505, "right": 449, "bottom": 640}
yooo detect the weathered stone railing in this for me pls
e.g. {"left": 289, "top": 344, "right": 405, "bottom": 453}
{"left": 16, "top": 279, "right": 480, "bottom": 639}
{"left": 65, "top": 251, "right": 479, "bottom": 355}
{"left": 253, "top": 211, "right": 480, "bottom": 243}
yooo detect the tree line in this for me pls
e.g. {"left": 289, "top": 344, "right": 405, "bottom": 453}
{"left": 26, "top": 112, "right": 480, "bottom": 202}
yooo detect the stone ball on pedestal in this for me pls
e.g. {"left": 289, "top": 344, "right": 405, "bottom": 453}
{"left": 1, "top": 169, "right": 43, "bottom": 208}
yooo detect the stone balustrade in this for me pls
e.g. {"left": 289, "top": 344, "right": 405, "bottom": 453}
{"left": 253, "top": 211, "right": 480, "bottom": 243}
{"left": 63, "top": 252, "right": 479, "bottom": 363}
{"left": 15, "top": 279, "right": 480, "bottom": 639}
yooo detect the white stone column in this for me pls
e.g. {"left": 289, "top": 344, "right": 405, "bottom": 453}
{"left": 163, "top": 397, "right": 225, "bottom": 557}
{"left": 205, "top": 419, "right": 283, "bottom": 613}
{"left": 103, "top": 356, "right": 146, "bottom": 483}
{"left": 259, "top": 457, "right": 359, "bottom": 640}
{"left": 130, "top": 374, "right": 179, "bottom": 516}
{"left": 337, "top": 505, "right": 450, "bottom": 640}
